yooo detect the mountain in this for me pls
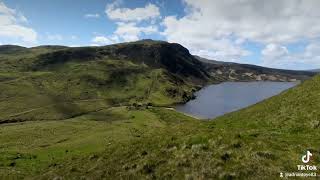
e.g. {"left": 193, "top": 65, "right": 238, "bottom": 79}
{"left": 1, "top": 40, "right": 314, "bottom": 124}
{"left": 0, "top": 40, "right": 211, "bottom": 124}
{"left": 1, "top": 40, "right": 315, "bottom": 124}
{"left": 308, "top": 69, "right": 320, "bottom": 72}
{"left": 196, "top": 56, "right": 316, "bottom": 82}
{"left": 0, "top": 40, "right": 319, "bottom": 179}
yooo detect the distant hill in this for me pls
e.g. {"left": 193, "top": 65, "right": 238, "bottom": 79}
{"left": 195, "top": 56, "right": 316, "bottom": 82}
{"left": 0, "top": 45, "right": 27, "bottom": 54}
{"left": 308, "top": 69, "right": 320, "bottom": 72}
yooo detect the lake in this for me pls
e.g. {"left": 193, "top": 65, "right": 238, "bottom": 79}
{"left": 176, "top": 81, "right": 299, "bottom": 119}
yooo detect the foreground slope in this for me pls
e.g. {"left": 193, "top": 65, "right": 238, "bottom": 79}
{"left": 1, "top": 76, "right": 319, "bottom": 178}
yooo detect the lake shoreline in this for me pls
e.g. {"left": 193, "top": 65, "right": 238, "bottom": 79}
{"left": 175, "top": 81, "right": 299, "bottom": 119}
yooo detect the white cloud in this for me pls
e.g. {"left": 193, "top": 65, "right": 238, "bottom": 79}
{"left": 91, "top": 35, "right": 120, "bottom": 46}
{"left": 261, "top": 42, "right": 320, "bottom": 69}
{"left": 298, "top": 43, "right": 320, "bottom": 68}
{"left": 304, "top": 43, "right": 320, "bottom": 59}
{"left": 162, "top": 0, "right": 320, "bottom": 62}
{"left": 91, "top": 22, "right": 158, "bottom": 45}
{"left": 0, "top": 2, "right": 15, "bottom": 15}
{"left": 114, "top": 22, "right": 158, "bottom": 42}
{"left": 262, "top": 44, "right": 289, "bottom": 59}
{"left": 84, "top": 13, "right": 100, "bottom": 18}
{"left": 104, "top": 1, "right": 160, "bottom": 43}
{"left": 163, "top": 16, "right": 250, "bottom": 61}
{"left": 106, "top": 2, "right": 160, "bottom": 22}
{"left": 261, "top": 43, "right": 289, "bottom": 67}
{"left": 92, "top": 36, "right": 112, "bottom": 45}
{"left": 0, "top": 2, "right": 37, "bottom": 44}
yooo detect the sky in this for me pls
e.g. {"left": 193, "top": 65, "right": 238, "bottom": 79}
{"left": 1, "top": 0, "right": 320, "bottom": 70}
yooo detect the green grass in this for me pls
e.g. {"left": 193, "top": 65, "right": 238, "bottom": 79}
{"left": 0, "top": 43, "right": 319, "bottom": 179}
{"left": 0, "top": 43, "right": 203, "bottom": 124}
{"left": 0, "top": 57, "right": 196, "bottom": 123}
{"left": 1, "top": 76, "right": 320, "bottom": 179}
{"left": 0, "top": 107, "right": 199, "bottom": 179}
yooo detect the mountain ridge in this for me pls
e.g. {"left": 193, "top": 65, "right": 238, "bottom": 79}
{"left": 0, "top": 40, "right": 315, "bottom": 82}
{"left": 196, "top": 55, "right": 315, "bottom": 82}
{"left": 0, "top": 40, "right": 316, "bottom": 123}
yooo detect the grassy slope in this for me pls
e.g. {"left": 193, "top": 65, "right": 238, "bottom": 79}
{"left": 1, "top": 75, "right": 320, "bottom": 179}
{"left": 0, "top": 44, "right": 199, "bottom": 123}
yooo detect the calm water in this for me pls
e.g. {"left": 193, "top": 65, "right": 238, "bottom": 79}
{"left": 176, "top": 81, "right": 298, "bottom": 119}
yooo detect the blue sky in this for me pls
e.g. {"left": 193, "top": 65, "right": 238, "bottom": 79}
{"left": 1, "top": 0, "right": 182, "bottom": 46}
{"left": 1, "top": 0, "right": 320, "bottom": 70}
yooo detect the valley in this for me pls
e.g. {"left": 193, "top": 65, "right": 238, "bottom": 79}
{"left": 0, "top": 40, "right": 319, "bottom": 179}
{"left": 0, "top": 40, "right": 315, "bottom": 124}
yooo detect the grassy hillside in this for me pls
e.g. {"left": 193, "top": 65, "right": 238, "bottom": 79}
{"left": 0, "top": 41, "right": 207, "bottom": 124}
{"left": 0, "top": 40, "right": 318, "bottom": 179}
{"left": 1, "top": 74, "right": 319, "bottom": 178}
{"left": 0, "top": 40, "right": 315, "bottom": 124}
{"left": 0, "top": 60, "right": 195, "bottom": 122}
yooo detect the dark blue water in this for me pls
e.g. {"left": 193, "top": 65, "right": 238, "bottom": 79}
{"left": 176, "top": 81, "right": 298, "bottom": 119}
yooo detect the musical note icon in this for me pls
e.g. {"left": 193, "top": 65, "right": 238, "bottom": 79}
{"left": 302, "top": 151, "right": 312, "bottom": 163}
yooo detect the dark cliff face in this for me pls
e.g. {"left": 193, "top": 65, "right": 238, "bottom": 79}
{"left": 31, "top": 40, "right": 210, "bottom": 83}
{"left": 111, "top": 42, "right": 209, "bottom": 80}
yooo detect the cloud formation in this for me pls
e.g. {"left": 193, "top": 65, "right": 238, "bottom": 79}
{"left": 91, "top": 35, "right": 120, "bottom": 46}
{"left": 104, "top": 1, "right": 160, "bottom": 43}
{"left": 106, "top": 2, "right": 160, "bottom": 22}
{"left": 0, "top": 2, "right": 37, "bottom": 44}
{"left": 162, "top": 0, "right": 320, "bottom": 65}
{"left": 91, "top": 36, "right": 112, "bottom": 45}
{"left": 261, "top": 42, "right": 320, "bottom": 69}
{"left": 262, "top": 44, "right": 289, "bottom": 59}
{"left": 114, "top": 22, "right": 158, "bottom": 42}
